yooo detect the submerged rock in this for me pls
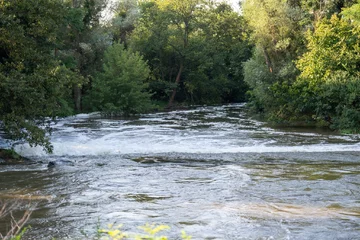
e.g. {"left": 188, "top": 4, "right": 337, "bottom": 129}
{"left": 47, "top": 160, "right": 74, "bottom": 168}
{"left": 0, "top": 148, "right": 30, "bottom": 164}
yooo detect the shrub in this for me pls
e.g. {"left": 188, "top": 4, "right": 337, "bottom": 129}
{"left": 87, "top": 43, "right": 153, "bottom": 116}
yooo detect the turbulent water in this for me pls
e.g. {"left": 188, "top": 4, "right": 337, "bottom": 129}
{"left": 0, "top": 104, "right": 359, "bottom": 239}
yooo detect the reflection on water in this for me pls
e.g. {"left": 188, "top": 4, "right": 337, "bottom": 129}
{"left": 0, "top": 104, "right": 360, "bottom": 239}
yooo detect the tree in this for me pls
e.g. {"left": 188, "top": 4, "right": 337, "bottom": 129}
{"left": 292, "top": 13, "right": 360, "bottom": 131}
{"left": 154, "top": 0, "right": 201, "bottom": 107}
{"left": 341, "top": 0, "right": 360, "bottom": 24}
{"left": 184, "top": 2, "right": 252, "bottom": 103}
{"left": 0, "top": 0, "right": 82, "bottom": 152}
{"left": 60, "top": 0, "right": 109, "bottom": 112}
{"left": 242, "top": 0, "right": 305, "bottom": 113}
{"left": 242, "top": 0, "right": 360, "bottom": 131}
{"left": 129, "top": 0, "right": 251, "bottom": 105}
{"left": 110, "top": 0, "right": 139, "bottom": 45}
{"left": 299, "top": 0, "right": 356, "bottom": 24}
{"left": 88, "top": 43, "right": 152, "bottom": 115}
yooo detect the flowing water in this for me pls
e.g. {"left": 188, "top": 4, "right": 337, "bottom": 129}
{"left": 0, "top": 104, "right": 359, "bottom": 239}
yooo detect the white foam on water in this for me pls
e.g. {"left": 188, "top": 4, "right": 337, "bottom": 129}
{"left": 14, "top": 132, "right": 360, "bottom": 157}
{"left": 11, "top": 105, "right": 360, "bottom": 157}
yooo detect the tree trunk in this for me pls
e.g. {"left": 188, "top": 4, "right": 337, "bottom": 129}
{"left": 73, "top": 84, "right": 82, "bottom": 112}
{"left": 72, "top": 0, "right": 82, "bottom": 112}
{"left": 263, "top": 48, "right": 273, "bottom": 73}
{"left": 167, "top": 16, "right": 189, "bottom": 109}
{"left": 167, "top": 63, "right": 184, "bottom": 108}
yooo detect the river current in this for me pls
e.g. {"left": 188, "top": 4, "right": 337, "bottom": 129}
{"left": 0, "top": 104, "right": 359, "bottom": 239}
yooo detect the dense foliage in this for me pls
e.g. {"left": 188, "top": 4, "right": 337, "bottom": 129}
{"left": 86, "top": 43, "right": 152, "bottom": 115}
{"left": 129, "top": 0, "right": 251, "bottom": 106}
{"left": 0, "top": 0, "right": 108, "bottom": 152}
{"left": 0, "top": 0, "right": 83, "bottom": 152}
{"left": 1, "top": 0, "right": 359, "bottom": 152}
{"left": 243, "top": 0, "right": 360, "bottom": 132}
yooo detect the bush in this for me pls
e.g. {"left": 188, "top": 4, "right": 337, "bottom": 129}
{"left": 321, "top": 73, "right": 360, "bottom": 132}
{"left": 86, "top": 43, "right": 153, "bottom": 116}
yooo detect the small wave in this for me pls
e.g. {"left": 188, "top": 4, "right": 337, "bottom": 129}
{"left": 10, "top": 104, "right": 360, "bottom": 157}
{"left": 14, "top": 139, "right": 360, "bottom": 157}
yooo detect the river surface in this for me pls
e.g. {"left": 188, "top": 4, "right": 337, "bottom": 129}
{"left": 0, "top": 104, "right": 359, "bottom": 239}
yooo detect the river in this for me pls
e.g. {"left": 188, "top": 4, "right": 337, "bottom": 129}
{"left": 0, "top": 104, "right": 359, "bottom": 239}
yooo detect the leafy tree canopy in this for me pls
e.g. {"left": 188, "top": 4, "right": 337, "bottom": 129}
{"left": 129, "top": 0, "right": 251, "bottom": 105}
{"left": 0, "top": 0, "right": 83, "bottom": 152}
{"left": 88, "top": 43, "right": 153, "bottom": 115}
